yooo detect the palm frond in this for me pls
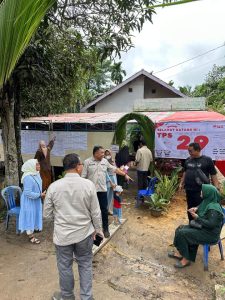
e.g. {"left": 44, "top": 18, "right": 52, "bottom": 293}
{"left": 148, "top": 0, "right": 200, "bottom": 9}
{"left": 113, "top": 112, "right": 155, "bottom": 153}
{"left": 0, "top": 0, "right": 55, "bottom": 87}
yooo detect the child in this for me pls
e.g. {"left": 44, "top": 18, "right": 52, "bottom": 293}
{"left": 113, "top": 185, "right": 123, "bottom": 224}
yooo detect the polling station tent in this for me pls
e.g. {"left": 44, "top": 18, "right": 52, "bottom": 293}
{"left": 1, "top": 111, "right": 225, "bottom": 174}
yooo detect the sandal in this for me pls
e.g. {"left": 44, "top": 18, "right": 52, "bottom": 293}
{"left": 174, "top": 260, "right": 191, "bottom": 268}
{"left": 29, "top": 236, "right": 40, "bottom": 244}
{"left": 168, "top": 250, "right": 183, "bottom": 260}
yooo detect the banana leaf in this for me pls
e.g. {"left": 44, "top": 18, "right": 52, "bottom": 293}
{"left": 0, "top": 0, "right": 55, "bottom": 87}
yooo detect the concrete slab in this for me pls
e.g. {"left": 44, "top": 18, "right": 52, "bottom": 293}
{"left": 93, "top": 219, "right": 127, "bottom": 255}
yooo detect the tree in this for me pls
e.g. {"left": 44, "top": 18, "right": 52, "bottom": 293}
{"left": 178, "top": 85, "right": 193, "bottom": 96}
{"left": 0, "top": 0, "right": 55, "bottom": 185}
{"left": 179, "top": 64, "right": 225, "bottom": 114}
{"left": 18, "top": 26, "right": 127, "bottom": 117}
{"left": 148, "top": 0, "right": 200, "bottom": 8}
{"left": 0, "top": 0, "right": 204, "bottom": 186}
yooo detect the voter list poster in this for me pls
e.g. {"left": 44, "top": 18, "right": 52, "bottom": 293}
{"left": 21, "top": 130, "right": 87, "bottom": 156}
{"left": 155, "top": 122, "right": 225, "bottom": 160}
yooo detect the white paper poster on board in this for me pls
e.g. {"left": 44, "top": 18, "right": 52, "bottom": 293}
{"left": 21, "top": 130, "right": 87, "bottom": 156}
{"left": 21, "top": 130, "right": 49, "bottom": 154}
{"left": 155, "top": 122, "right": 225, "bottom": 160}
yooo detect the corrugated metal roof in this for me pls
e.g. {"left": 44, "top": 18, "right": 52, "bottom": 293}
{"left": 23, "top": 111, "right": 225, "bottom": 125}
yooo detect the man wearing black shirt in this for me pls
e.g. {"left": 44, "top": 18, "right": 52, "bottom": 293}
{"left": 179, "top": 142, "right": 219, "bottom": 221}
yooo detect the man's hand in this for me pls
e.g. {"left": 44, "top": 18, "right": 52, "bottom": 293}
{"left": 125, "top": 174, "right": 133, "bottom": 182}
{"left": 92, "top": 229, "right": 104, "bottom": 241}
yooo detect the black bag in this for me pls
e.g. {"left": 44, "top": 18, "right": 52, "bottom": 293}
{"left": 194, "top": 162, "right": 210, "bottom": 186}
{"left": 190, "top": 220, "right": 202, "bottom": 229}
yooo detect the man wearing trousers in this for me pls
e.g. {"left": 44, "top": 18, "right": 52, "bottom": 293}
{"left": 82, "top": 145, "right": 132, "bottom": 238}
{"left": 135, "top": 140, "right": 153, "bottom": 190}
{"left": 44, "top": 153, "right": 103, "bottom": 300}
{"left": 179, "top": 142, "right": 220, "bottom": 221}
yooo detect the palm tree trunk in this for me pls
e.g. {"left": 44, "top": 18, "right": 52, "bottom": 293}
{"left": 0, "top": 83, "right": 19, "bottom": 186}
{"left": 14, "top": 78, "right": 23, "bottom": 184}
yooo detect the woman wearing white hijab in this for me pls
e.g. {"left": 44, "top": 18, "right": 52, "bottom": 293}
{"left": 19, "top": 159, "right": 46, "bottom": 244}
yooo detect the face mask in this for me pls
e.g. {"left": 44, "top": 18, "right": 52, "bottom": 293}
{"left": 105, "top": 155, "right": 111, "bottom": 160}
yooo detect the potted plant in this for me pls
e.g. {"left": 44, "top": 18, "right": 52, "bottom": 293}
{"left": 146, "top": 168, "right": 180, "bottom": 217}
{"left": 146, "top": 194, "right": 170, "bottom": 217}
{"left": 154, "top": 168, "right": 180, "bottom": 201}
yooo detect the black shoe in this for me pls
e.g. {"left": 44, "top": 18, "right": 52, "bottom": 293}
{"left": 103, "top": 230, "right": 110, "bottom": 238}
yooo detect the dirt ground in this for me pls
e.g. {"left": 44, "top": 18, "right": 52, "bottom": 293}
{"left": 0, "top": 170, "right": 225, "bottom": 300}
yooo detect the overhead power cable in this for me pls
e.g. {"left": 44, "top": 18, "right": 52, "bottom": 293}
{"left": 154, "top": 43, "right": 225, "bottom": 74}
{"left": 162, "top": 55, "right": 225, "bottom": 79}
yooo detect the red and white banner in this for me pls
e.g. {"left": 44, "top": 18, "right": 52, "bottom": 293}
{"left": 155, "top": 122, "right": 225, "bottom": 160}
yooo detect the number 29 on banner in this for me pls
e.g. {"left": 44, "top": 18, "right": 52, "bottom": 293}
{"left": 177, "top": 135, "right": 209, "bottom": 150}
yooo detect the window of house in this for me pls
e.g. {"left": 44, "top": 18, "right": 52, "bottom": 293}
{"left": 152, "top": 89, "right": 156, "bottom": 94}
{"left": 128, "top": 87, "right": 133, "bottom": 92}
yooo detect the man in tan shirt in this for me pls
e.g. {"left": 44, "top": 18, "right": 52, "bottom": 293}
{"left": 82, "top": 145, "right": 132, "bottom": 238}
{"left": 135, "top": 140, "right": 153, "bottom": 190}
{"left": 44, "top": 153, "right": 103, "bottom": 300}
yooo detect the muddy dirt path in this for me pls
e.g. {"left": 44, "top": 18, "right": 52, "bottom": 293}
{"left": 0, "top": 171, "right": 225, "bottom": 300}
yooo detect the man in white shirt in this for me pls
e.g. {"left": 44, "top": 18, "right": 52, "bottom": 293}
{"left": 44, "top": 153, "right": 103, "bottom": 300}
{"left": 82, "top": 145, "right": 132, "bottom": 238}
{"left": 135, "top": 140, "right": 153, "bottom": 190}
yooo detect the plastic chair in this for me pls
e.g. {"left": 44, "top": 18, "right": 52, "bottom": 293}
{"left": 202, "top": 207, "right": 225, "bottom": 271}
{"left": 1, "top": 186, "right": 22, "bottom": 234}
{"left": 136, "top": 176, "right": 158, "bottom": 207}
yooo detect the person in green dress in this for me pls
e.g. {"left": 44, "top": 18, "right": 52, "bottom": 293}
{"left": 169, "top": 184, "right": 224, "bottom": 268}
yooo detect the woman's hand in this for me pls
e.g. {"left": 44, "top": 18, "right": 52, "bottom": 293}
{"left": 188, "top": 208, "right": 198, "bottom": 219}
{"left": 41, "top": 191, "right": 46, "bottom": 199}
{"left": 188, "top": 207, "right": 198, "bottom": 213}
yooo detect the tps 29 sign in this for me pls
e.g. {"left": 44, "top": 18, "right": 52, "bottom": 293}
{"left": 155, "top": 122, "right": 225, "bottom": 160}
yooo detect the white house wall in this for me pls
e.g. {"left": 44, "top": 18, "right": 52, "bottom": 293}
{"left": 144, "top": 77, "right": 182, "bottom": 98}
{"left": 95, "top": 76, "right": 144, "bottom": 112}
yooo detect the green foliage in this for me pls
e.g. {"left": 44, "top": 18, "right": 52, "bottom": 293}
{"left": 113, "top": 113, "right": 155, "bottom": 153}
{"left": 179, "top": 85, "right": 193, "bottom": 97}
{"left": 0, "top": 0, "right": 55, "bottom": 87}
{"left": 148, "top": 0, "right": 200, "bottom": 9}
{"left": 50, "top": 0, "right": 155, "bottom": 60}
{"left": 179, "top": 64, "right": 225, "bottom": 115}
{"left": 146, "top": 194, "right": 169, "bottom": 211}
{"left": 154, "top": 168, "right": 180, "bottom": 201}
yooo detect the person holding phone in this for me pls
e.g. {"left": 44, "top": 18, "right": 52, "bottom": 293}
{"left": 44, "top": 153, "right": 103, "bottom": 300}
{"left": 169, "top": 184, "right": 223, "bottom": 268}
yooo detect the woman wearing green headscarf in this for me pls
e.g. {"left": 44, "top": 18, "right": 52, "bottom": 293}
{"left": 169, "top": 184, "right": 224, "bottom": 268}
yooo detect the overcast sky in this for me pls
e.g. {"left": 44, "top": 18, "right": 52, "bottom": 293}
{"left": 121, "top": 0, "right": 225, "bottom": 89}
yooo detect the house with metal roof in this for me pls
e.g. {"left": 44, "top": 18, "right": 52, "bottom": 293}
{"left": 81, "top": 69, "right": 186, "bottom": 113}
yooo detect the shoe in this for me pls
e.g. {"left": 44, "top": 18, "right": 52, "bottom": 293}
{"left": 174, "top": 260, "right": 191, "bottom": 268}
{"left": 52, "top": 291, "right": 75, "bottom": 300}
{"left": 103, "top": 230, "right": 110, "bottom": 238}
{"left": 52, "top": 291, "right": 63, "bottom": 300}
